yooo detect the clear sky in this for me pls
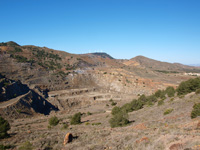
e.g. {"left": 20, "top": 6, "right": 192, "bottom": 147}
{"left": 1, "top": 0, "right": 200, "bottom": 64}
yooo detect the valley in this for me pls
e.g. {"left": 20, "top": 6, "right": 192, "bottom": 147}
{"left": 0, "top": 41, "right": 200, "bottom": 150}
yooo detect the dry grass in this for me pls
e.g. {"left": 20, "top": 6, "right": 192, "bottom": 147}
{"left": 1, "top": 93, "right": 200, "bottom": 150}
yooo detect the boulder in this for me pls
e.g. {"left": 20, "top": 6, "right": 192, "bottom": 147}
{"left": 63, "top": 133, "right": 73, "bottom": 145}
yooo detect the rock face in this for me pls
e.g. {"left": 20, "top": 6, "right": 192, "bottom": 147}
{"left": 63, "top": 133, "right": 73, "bottom": 145}
{"left": 0, "top": 89, "right": 58, "bottom": 119}
{"left": 0, "top": 75, "right": 29, "bottom": 102}
{"left": 0, "top": 76, "right": 58, "bottom": 119}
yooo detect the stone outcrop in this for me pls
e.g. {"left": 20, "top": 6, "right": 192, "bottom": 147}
{"left": 0, "top": 89, "right": 58, "bottom": 119}
{"left": 63, "top": 133, "right": 73, "bottom": 145}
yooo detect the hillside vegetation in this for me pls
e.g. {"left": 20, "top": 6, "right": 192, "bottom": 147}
{"left": 1, "top": 41, "right": 200, "bottom": 150}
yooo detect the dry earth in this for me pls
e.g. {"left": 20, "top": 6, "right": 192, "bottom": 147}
{"left": 1, "top": 92, "right": 200, "bottom": 150}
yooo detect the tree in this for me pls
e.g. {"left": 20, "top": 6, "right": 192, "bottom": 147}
{"left": 0, "top": 116, "right": 10, "bottom": 139}
{"left": 111, "top": 106, "right": 121, "bottom": 115}
{"left": 177, "top": 78, "right": 200, "bottom": 95}
{"left": 70, "top": 112, "right": 82, "bottom": 125}
{"left": 109, "top": 110, "right": 129, "bottom": 128}
{"left": 165, "top": 86, "right": 175, "bottom": 97}
{"left": 154, "top": 90, "right": 162, "bottom": 98}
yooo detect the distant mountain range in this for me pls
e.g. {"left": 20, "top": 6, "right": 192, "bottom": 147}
{"left": 187, "top": 64, "right": 200, "bottom": 67}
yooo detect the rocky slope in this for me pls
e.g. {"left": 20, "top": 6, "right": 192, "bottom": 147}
{"left": 1, "top": 41, "right": 200, "bottom": 150}
{"left": 1, "top": 41, "right": 198, "bottom": 94}
{"left": 0, "top": 41, "right": 199, "bottom": 119}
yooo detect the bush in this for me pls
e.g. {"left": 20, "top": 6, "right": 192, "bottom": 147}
{"left": 18, "top": 141, "right": 33, "bottom": 150}
{"left": 109, "top": 111, "right": 129, "bottom": 128}
{"left": 111, "top": 106, "right": 121, "bottom": 115}
{"left": 111, "top": 101, "right": 117, "bottom": 106}
{"left": 120, "top": 99, "right": 144, "bottom": 113}
{"left": 158, "top": 99, "right": 164, "bottom": 106}
{"left": 177, "top": 78, "right": 200, "bottom": 95}
{"left": 109, "top": 99, "right": 113, "bottom": 102}
{"left": 191, "top": 103, "right": 200, "bottom": 119}
{"left": 61, "top": 123, "right": 69, "bottom": 130}
{"left": 138, "top": 94, "right": 147, "bottom": 104}
{"left": 0, "top": 116, "right": 10, "bottom": 139}
{"left": 146, "top": 95, "right": 157, "bottom": 105}
{"left": 70, "top": 112, "right": 82, "bottom": 125}
{"left": 154, "top": 90, "right": 166, "bottom": 99}
{"left": 48, "top": 116, "right": 59, "bottom": 126}
{"left": 87, "top": 112, "right": 92, "bottom": 115}
{"left": 164, "top": 108, "right": 174, "bottom": 115}
{"left": 165, "top": 86, "right": 175, "bottom": 97}
{"left": 154, "top": 90, "right": 162, "bottom": 98}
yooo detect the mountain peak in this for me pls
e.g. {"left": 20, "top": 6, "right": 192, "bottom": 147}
{"left": 0, "top": 41, "right": 20, "bottom": 47}
{"left": 89, "top": 52, "right": 114, "bottom": 59}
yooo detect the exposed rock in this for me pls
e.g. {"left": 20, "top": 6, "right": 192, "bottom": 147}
{"left": 63, "top": 133, "right": 73, "bottom": 145}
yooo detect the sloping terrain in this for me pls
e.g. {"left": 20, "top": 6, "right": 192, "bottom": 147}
{"left": 127, "top": 55, "right": 200, "bottom": 73}
{"left": 0, "top": 75, "right": 58, "bottom": 119}
{"left": 1, "top": 41, "right": 199, "bottom": 95}
{"left": 1, "top": 41, "right": 200, "bottom": 150}
{"left": 0, "top": 90, "right": 199, "bottom": 150}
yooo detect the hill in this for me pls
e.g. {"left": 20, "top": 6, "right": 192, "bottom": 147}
{"left": 1, "top": 41, "right": 200, "bottom": 149}
{"left": 1, "top": 41, "right": 200, "bottom": 95}
{"left": 1, "top": 77, "right": 200, "bottom": 150}
{"left": 126, "top": 55, "right": 200, "bottom": 73}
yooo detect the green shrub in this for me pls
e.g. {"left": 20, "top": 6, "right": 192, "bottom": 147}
{"left": 14, "top": 47, "right": 22, "bottom": 52}
{"left": 61, "top": 123, "right": 69, "bottom": 130}
{"left": 121, "top": 99, "right": 143, "bottom": 113}
{"left": 87, "top": 112, "right": 92, "bottom": 115}
{"left": 191, "top": 103, "right": 200, "bottom": 118}
{"left": 164, "top": 108, "right": 174, "bottom": 115}
{"left": 109, "top": 111, "right": 129, "bottom": 128}
{"left": 154, "top": 90, "right": 166, "bottom": 99}
{"left": 111, "top": 101, "right": 117, "bottom": 106}
{"left": 158, "top": 99, "right": 164, "bottom": 106}
{"left": 70, "top": 112, "right": 82, "bottom": 125}
{"left": 154, "top": 90, "right": 162, "bottom": 98}
{"left": 146, "top": 95, "right": 157, "bottom": 104}
{"left": 165, "top": 86, "right": 175, "bottom": 97}
{"left": 109, "top": 99, "right": 113, "bottom": 102}
{"left": 48, "top": 116, "right": 59, "bottom": 126}
{"left": 111, "top": 106, "right": 121, "bottom": 115}
{"left": 138, "top": 94, "right": 147, "bottom": 104}
{"left": 0, "top": 116, "right": 10, "bottom": 139}
{"left": 10, "top": 55, "right": 28, "bottom": 63}
{"left": 85, "top": 122, "right": 90, "bottom": 125}
{"left": 18, "top": 141, "right": 33, "bottom": 150}
{"left": 177, "top": 78, "right": 200, "bottom": 95}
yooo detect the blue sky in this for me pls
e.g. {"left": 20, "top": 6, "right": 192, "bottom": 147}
{"left": 1, "top": 0, "right": 200, "bottom": 64}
